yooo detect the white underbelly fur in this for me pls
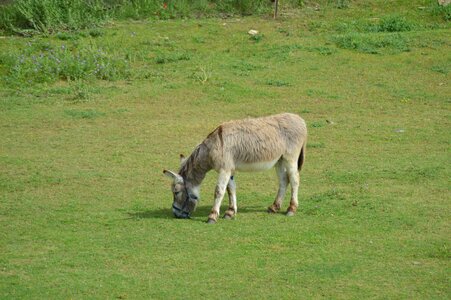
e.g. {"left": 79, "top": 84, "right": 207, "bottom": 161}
{"left": 235, "top": 159, "right": 279, "bottom": 172}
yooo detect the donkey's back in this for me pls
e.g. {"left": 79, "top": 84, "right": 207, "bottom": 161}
{"left": 206, "top": 113, "right": 307, "bottom": 172}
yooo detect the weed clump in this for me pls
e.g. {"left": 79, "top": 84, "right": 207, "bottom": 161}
{"left": 429, "top": 2, "right": 451, "bottom": 21}
{"left": 334, "top": 0, "right": 350, "bottom": 9}
{"left": 333, "top": 32, "right": 410, "bottom": 54}
{"left": 265, "top": 79, "right": 290, "bottom": 87}
{"left": 3, "top": 41, "right": 130, "bottom": 84}
{"left": 88, "top": 28, "right": 104, "bottom": 38}
{"left": 367, "top": 15, "right": 413, "bottom": 33}
{"left": 64, "top": 109, "right": 105, "bottom": 119}
{"left": 56, "top": 32, "right": 80, "bottom": 41}
{"left": 250, "top": 33, "right": 264, "bottom": 42}
{"left": 307, "top": 46, "right": 336, "bottom": 55}
{"left": 431, "top": 65, "right": 449, "bottom": 75}
{"left": 155, "top": 52, "right": 191, "bottom": 64}
{"left": 69, "top": 80, "right": 100, "bottom": 101}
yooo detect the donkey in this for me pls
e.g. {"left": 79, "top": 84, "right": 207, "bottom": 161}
{"left": 163, "top": 113, "right": 307, "bottom": 224}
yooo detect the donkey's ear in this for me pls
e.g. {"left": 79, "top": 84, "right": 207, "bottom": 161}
{"left": 179, "top": 154, "right": 187, "bottom": 165}
{"left": 163, "top": 170, "right": 183, "bottom": 183}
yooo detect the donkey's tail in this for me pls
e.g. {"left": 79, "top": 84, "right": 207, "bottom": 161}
{"left": 298, "top": 141, "right": 306, "bottom": 171}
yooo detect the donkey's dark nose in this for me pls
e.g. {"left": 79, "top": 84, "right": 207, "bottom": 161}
{"left": 174, "top": 213, "right": 190, "bottom": 219}
{"left": 173, "top": 207, "right": 190, "bottom": 219}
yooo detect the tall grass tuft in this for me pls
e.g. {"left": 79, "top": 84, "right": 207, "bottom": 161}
{"left": 429, "top": 2, "right": 451, "bottom": 21}
{"left": 214, "top": 0, "right": 271, "bottom": 16}
{"left": 334, "top": 0, "right": 349, "bottom": 9}
{"left": 0, "top": 0, "right": 107, "bottom": 35}
{"left": 0, "top": 0, "right": 285, "bottom": 34}
{"left": 367, "top": 15, "right": 413, "bottom": 33}
{"left": 4, "top": 40, "right": 130, "bottom": 84}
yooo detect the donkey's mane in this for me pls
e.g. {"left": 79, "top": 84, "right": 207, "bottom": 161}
{"left": 178, "top": 143, "right": 210, "bottom": 185}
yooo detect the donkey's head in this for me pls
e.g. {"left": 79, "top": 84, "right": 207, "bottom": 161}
{"left": 163, "top": 169, "right": 199, "bottom": 219}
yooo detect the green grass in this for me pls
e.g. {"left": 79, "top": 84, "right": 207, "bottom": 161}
{"left": 0, "top": 0, "right": 280, "bottom": 35}
{"left": 1, "top": 1, "right": 450, "bottom": 299}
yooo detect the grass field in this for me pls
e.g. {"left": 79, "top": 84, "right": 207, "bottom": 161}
{"left": 1, "top": 0, "right": 450, "bottom": 298}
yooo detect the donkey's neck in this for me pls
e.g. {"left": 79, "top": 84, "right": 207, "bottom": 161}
{"left": 178, "top": 143, "right": 211, "bottom": 186}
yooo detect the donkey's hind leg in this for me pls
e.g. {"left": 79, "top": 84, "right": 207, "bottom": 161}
{"left": 268, "top": 160, "right": 289, "bottom": 213}
{"left": 285, "top": 159, "right": 300, "bottom": 217}
{"left": 223, "top": 176, "right": 237, "bottom": 219}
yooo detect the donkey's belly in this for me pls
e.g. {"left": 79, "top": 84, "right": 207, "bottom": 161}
{"left": 235, "top": 159, "right": 279, "bottom": 172}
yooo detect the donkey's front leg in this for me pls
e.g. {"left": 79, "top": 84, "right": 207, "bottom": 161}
{"left": 207, "top": 170, "right": 231, "bottom": 224}
{"left": 223, "top": 176, "right": 237, "bottom": 220}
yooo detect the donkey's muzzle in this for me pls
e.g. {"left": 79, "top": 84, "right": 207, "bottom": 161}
{"left": 172, "top": 204, "right": 190, "bottom": 219}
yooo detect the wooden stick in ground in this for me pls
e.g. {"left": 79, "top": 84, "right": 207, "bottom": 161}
{"left": 274, "top": 0, "right": 279, "bottom": 19}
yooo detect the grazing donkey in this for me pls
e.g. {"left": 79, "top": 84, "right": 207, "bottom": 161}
{"left": 163, "top": 113, "right": 307, "bottom": 224}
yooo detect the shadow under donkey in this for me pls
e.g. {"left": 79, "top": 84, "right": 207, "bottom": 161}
{"left": 127, "top": 205, "right": 265, "bottom": 221}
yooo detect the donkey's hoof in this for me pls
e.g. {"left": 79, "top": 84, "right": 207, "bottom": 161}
{"left": 206, "top": 218, "right": 217, "bottom": 224}
{"left": 267, "top": 206, "right": 278, "bottom": 214}
{"left": 223, "top": 210, "right": 235, "bottom": 220}
{"left": 286, "top": 211, "right": 295, "bottom": 217}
